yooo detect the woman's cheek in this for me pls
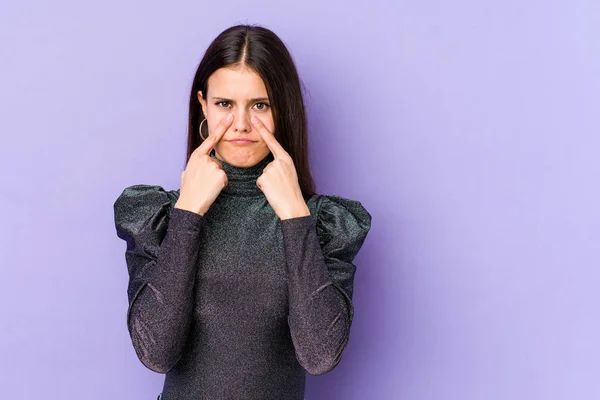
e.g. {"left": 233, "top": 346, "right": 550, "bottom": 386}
{"left": 209, "top": 116, "right": 228, "bottom": 135}
{"left": 261, "top": 114, "right": 275, "bottom": 133}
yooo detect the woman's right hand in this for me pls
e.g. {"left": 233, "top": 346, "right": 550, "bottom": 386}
{"left": 175, "top": 113, "right": 234, "bottom": 215}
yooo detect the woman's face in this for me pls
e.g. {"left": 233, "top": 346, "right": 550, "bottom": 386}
{"left": 198, "top": 65, "right": 275, "bottom": 168}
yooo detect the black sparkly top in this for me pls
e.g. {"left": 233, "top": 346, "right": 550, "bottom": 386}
{"left": 113, "top": 152, "right": 372, "bottom": 400}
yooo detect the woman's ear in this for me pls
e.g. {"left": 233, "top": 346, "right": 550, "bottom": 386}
{"left": 197, "top": 90, "right": 207, "bottom": 116}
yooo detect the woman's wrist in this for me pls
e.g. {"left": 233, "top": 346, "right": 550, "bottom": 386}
{"left": 279, "top": 202, "right": 311, "bottom": 220}
{"left": 174, "top": 199, "right": 207, "bottom": 216}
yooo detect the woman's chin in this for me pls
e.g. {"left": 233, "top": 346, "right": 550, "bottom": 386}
{"left": 215, "top": 147, "right": 269, "bottom": 168}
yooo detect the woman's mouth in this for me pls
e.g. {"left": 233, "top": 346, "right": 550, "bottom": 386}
{"left": 228, "top": 139, "right": 256, "bottom": 145}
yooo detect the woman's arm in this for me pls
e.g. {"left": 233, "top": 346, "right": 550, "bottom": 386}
{"left": 114, "top": 186, "right": 204, "bottom": 374}
{"left": 279, "top": 196, "right": 371, "bottom": 376}
{"left": 280, "top": 214, "right": 350, "bottom": 375}
{"left": 126, "top": 208, "right": 203, "bottom": 373}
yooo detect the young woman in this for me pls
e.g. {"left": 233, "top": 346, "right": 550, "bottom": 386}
{"left": 113, "top": 24, "right": 372, "bottom": 400}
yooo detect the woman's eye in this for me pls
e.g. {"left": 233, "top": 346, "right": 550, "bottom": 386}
{"left": 216, "top": 101, "right": 230, "bottom": 108}
{"left": 254, "top": 102, "right": 269, "bottom": 110}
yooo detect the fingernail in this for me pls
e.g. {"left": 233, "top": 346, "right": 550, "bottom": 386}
{"left": 226, "top": 113, "right": 233, "bottom": 121}
{"left": 251, "top": 116, "right": 258, "bottom": 124}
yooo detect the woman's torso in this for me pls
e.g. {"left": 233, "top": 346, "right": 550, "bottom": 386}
{"left": 160, "top": 191, "right": 318, "bottom": 400}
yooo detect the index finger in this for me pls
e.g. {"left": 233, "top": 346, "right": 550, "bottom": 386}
{"left": 195, "top": 113, "right": 234, "bottom": 156}
{"left": 251, "top": 116, "right": 288, "bottom": 159}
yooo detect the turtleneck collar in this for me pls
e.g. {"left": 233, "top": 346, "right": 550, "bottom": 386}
{"left": 210, "top": 150, "right": 274, "bottom": 197}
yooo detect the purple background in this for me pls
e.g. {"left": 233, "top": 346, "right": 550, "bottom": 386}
{"left": 1, "top": 1, "right": 598, "bottom": 399}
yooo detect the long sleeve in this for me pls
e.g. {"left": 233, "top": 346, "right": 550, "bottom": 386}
{"left": 280, "top": 195, "right": 372, "bottom": 376}
{"left": 113, "top": 185, "right": 203, "bottom": 374}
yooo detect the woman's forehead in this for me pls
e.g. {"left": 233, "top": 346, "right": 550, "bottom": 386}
{"left": 207, "top": 66, "right": 268, "bottom": 99}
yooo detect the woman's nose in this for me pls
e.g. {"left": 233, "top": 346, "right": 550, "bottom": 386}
{"left": 232, "top": 110, "right": 252, "bottom": 132}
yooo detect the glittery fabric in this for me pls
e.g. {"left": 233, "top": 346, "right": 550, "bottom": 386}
{"left": 113, "top": 152, "right": 372, "bottom": 400}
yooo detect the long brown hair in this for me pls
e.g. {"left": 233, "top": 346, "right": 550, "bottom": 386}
{"left": 185, "top": 24, "right": 316, "bottom": 199}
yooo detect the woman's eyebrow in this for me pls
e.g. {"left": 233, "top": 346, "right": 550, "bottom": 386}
{"left": 211, "top": 97, "right": 270, "bottom": 103}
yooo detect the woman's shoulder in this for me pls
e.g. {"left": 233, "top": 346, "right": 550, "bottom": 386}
{"left": 114, "top": 184, "right": 180, "bottom": 216}
{"left": 307, "top": 193, "right": 371, "bottom": 224}
{"left": 113, "top": 184, "right": 181, "bottom": 238}
{"left": 306, "top": 193, "right": 372, "bottom": 251}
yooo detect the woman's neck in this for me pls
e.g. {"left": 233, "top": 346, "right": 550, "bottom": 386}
{"left": 210, "top": 150, "right": 274, "bottom": 197}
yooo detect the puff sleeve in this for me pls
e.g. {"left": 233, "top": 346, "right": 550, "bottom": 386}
{"left": 113, "top": 184, "right": 204, "bottom": 373}
{"left": 279, "top": 195, "right": 372, "bottom": 375}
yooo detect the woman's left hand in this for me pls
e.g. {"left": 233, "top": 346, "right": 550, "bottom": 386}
{"left": 252, "top": 116, "right": 311, "bottom": 220}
